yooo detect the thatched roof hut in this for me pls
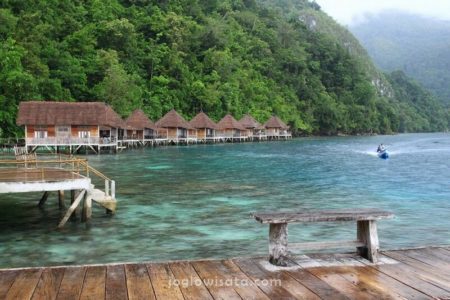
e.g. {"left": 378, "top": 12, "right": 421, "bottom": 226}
{"left": 217, "top": 114, "right": 246, "bottom": 131}
{"left": 239, "top": 114, "right": 262, "bottom": 129}
{"left": 155, "top": 109, "right": 192, "bottom": 129}
{"left": 189, "top": 112, "right": 217, "bottom": 129}
{"left": 17, "top": 101, "right": 124, "bottom": 128}
{"left": 125, "top": 109, "right": 156, "bottom": 130}
{"left": 264, "top": 115, "right": 289, "bottom": 129}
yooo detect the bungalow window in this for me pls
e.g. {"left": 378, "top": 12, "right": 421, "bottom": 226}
{"left": 78, "top": 126, "right": 90, "bottom": 138}
{"left": 34, "top": 125, "right": 47, "bottom": 139}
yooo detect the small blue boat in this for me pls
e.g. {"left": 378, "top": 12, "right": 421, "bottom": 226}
{"left": 378, "top": 150, "right": 389, "bottom": 159}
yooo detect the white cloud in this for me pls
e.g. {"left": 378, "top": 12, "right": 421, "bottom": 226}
{"left": 315, "top": 0, "right": 450, "bottom": 25}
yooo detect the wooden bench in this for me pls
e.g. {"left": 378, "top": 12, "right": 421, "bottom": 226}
{"left": 253, "top": 208, "right": 394, "bottom": 266}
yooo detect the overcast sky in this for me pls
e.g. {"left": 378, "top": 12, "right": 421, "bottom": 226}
{"left": 315, "top": 0, "right": 450, "bottom": 25}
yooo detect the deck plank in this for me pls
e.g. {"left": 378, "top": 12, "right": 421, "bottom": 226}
{"left": 422, "top": 247, "right": 450, "bottom": 264}
{"left": 0, "top": 270, "right": 20, "bottom": 299}
{"left": 287, "top": 267, "right": 351, "bottom": 300}
{"left": 168, "top": 261, "right": 213, "bottom": 300}
{"left": 217, "top": 259, "right": 270, "bottom": 300}
{"left": 328, "top": 265, "right": 414, "bottom": 299}
{"left": 401, "top": 249, "right": 450, "bottom": 273}
{"left": 147, "top": 263, "right": 184, "bottom": 300}
{"left": 125, "top": 263, "right": 156, "bottom": 300}
{"left": 234, "top": 258, "right": 319, "bottom": 299}
{"left": 191, "top": 260, "right": 242, "bottom": 300}
{"left": 80, "top": 266, "right": 106, "bottom": 300}
{"left": 31, "top": 268, "right": 65, "bottom": 300}
{"left": 106, "top": 265, "right": 128, "bottom": 300}
{"left": 290, "top": 255, "right": 389, "bottom": 300}
{"left": 305, "top": 265, "right": 380, "bottom": 300}
{"left": 357, "top": 257, "right": 450, "bottom": 299}
{"left": 348, "top": 259, "right": 431, "bottom": 299}
{"left": 383, "top": 251, "right": 450, "bottom": 286}
{"left": 5, "top": 268, "right": 42, "bottom": 300}
{"left": 56, "top": 266, "right": 87, "bottom": 300}
{"left": 1, "top": 247, "right": 449, "bottom": 299}
{"left": 335, "top": 257, "right": 434, "bottom": 299}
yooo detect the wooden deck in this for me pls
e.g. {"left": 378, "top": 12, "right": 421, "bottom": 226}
{"left": 0, "top": 167, "right": 91, "bottom": 194}
{"left": 0, "top": 246, "right": 449, "bottom": 299}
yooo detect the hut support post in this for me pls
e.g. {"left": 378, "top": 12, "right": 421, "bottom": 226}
{"left": 38, "top": 191, "right": 49, "bottom": 208}
{"left": 58, "top": 190, "right": 65, "bottom": 209}
{"left": 81, "top": 191, "right": 92, "bottom": 222}
{"left": 70, "top": 190, "right": 77, "bottom": 220}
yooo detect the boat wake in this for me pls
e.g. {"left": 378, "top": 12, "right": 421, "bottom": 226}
{"left": 355, "top": 147, "right": 447, "bottom": 158}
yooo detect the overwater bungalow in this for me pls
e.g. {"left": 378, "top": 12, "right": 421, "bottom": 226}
{"left": 17, "top": 101, "right": 124, "bottom": 153}
{"left": 155, "top": 109, "right": 196, "bottom": 144}
{"left": 216, "top": 114, "right": 247, "bottom": 142}
{"left": 189, "top": 112, "right": 218, "bottom": 143}
{"left": 123, "top": 109, "right": 156, "bottom": 146}
{"left": 264, "top": 115, "right": 292, "bottom": 139}
{"left": 239, "top": 114, "right": 267, "bottom": 141}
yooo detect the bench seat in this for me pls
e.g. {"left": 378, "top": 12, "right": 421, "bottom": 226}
{"left": 253, "top": 208, "right": 394, "bottom": 266}
{"left": 254, "top": 208, "right": 394, "bottom": 224}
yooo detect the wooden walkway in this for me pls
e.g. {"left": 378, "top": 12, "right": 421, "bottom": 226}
{"left": 0, "top": 246, "right": 449, "bottom": 299}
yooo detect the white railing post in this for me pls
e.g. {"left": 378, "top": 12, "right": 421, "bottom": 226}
{"left": 111, "top": 180, "right": 115, "bottom": 199}
{"left": 105, "top": 179, "right": 109, "bottom": 196}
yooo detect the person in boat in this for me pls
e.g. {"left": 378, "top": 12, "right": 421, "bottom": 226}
{"left": 377, "top": 144, "right": 385, "bottom": 153}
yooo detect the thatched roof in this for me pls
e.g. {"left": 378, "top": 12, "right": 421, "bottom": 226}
{"left": 125, "top": 109, "right": 156, "bottom": 130}
{"left": 155, "top": 109, "right": 192, "bottom": 129}
{"left": 16, "top": 101, "right": 124, "bottom": 128}
{"left": 217, "top": 114, "right": 246, "bottom": 130}
{"left": 264, "top": 115, "right": 289, "bottom": 129}
{"left": 239, "top": 114, "right": 261, "bottom": 129}
{"left": 189, "top": 112, "right": 217, "bottom": 129}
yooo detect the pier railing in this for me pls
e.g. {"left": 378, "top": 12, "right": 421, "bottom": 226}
{"left": 0, "top": 155, "right": 115, "bottom": 198}
{"left": 25, "top": 137, "right": 118, "bottom": 145}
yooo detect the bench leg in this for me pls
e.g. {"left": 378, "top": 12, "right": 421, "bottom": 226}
{"left": 269, "top": 223, "right": 288, "bottom": 266}
{"left": 357, "top": 220, "right": 379, "bottom": 263}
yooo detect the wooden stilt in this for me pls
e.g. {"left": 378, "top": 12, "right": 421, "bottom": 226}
{"left": 58, "top": 190, "right": 65, "bottom": 209}
{"left": 38, "top": 191, "right": 49, "bottom": 208}
{"left": 81, "top": 191, "right": 92, "bottom": 222}
{"left": 70, "top": 190, "right": 77, "bottom": 220}
{"left": 58, "top": 190, "right": 86, "bottom": 228}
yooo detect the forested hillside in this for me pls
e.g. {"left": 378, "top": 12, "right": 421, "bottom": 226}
{"left": 0, "top": 0, "right": 448, "bottom": 137}
{"left": 351, "top": 11, "right": 450, "bottom": 105}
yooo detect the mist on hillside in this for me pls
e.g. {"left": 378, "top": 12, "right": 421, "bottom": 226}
{"left": 350, "top": 10, "right": 450, "bottom": 105}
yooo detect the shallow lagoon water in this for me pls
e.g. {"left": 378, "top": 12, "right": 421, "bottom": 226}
{"left": 0, "top": 133, "right": 449, "bottom": 268}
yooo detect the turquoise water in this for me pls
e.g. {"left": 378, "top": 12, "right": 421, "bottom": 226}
{"left": 0, "top": 133, "right": 449, "bottom": 268}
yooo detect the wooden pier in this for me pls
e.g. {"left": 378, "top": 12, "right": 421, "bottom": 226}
{"left": 0, "top": 246, "right": 448, "bottom": 299}
{"left": 0, "top": 154, "right": 117, "bottom": 227}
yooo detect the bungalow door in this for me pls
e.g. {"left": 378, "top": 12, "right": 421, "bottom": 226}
{"left": 178, "top": 128, "right": 187, "bottom": 138}
{"left": 34, "top": 125, "right": 48, "bottom": 141}
{"left": 56, "top": 126, "right": 70, "bottom": 143}
{"left": 78, "top": 126, "right": 91, "bottom": 144}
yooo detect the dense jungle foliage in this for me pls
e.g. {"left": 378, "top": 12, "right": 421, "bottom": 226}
{"left": 0, "top": 0, "right": 448, "bottom": 137}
